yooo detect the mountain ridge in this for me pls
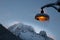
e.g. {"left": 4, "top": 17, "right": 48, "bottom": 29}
{"left": 8, "top": 23, "right": 54, "bottom": 40}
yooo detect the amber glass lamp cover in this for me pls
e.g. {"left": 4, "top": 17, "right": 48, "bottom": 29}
{"left": 35, "top": 10, "right": 49, "bottom": 22}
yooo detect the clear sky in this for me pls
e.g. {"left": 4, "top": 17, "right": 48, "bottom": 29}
{"left": 0, "top": 0, "right": 60, "bottom": 40}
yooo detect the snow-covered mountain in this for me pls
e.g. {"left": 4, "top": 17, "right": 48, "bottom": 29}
{"left": 8, "top": 23, "right": 54, "bottom": 40}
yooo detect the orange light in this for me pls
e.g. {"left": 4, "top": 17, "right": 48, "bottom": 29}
{"left": 35, "top": 9, "right": 49, "bottom": 22}
{"left": 36, "top": 16, "right": 49, "bottom": 22}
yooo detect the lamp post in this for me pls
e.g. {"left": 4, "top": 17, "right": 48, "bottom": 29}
{"left": 35, "top": 0, "right": 60, "bottom": 22}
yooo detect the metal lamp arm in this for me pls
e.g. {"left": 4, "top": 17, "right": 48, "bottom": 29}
{"left": 41, "top": 3, "right": 57, "bottom": 9}
{"left": 51, "top": 5, "right": 58, "bottom": 10}
{"left": 41, "top": 2, "right": 60, "bottom": 12}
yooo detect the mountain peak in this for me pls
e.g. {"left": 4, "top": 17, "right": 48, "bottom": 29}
{"left": 8, "top": 23, "right": 54, "bottom": 40}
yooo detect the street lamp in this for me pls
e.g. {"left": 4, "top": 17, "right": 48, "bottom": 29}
{"left": 35, "top": 0, "right": 60, "bottom": 22}
{"left": 35, "top": 9, "right": 49, "bottom": 22}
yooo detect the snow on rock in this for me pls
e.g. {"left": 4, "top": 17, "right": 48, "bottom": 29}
{"left": 8, "top": 23, "right": 54, "bottom": 40}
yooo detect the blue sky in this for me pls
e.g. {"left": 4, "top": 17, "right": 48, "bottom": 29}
{"left": 0, "top": 0, "right": 60, "bottom": 40}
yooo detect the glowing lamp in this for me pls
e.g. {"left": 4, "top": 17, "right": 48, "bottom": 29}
{"left": 35, "top": 10, "right": 49, "bottom": 22}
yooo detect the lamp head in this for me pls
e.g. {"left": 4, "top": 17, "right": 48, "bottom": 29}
{"left": 35, "top": 9, "right": 49, "bottom": 22}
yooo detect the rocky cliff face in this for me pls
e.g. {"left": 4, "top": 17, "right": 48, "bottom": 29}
{"left": 0, "top": 24, "right": 22, "bottom": 40}
{"left": 8, "top": 23, "right": 54, "bottom": 40}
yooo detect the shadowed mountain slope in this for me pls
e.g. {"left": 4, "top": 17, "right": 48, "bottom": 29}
{"left": 0, "top": 24, "right": 22, "bottom": 40}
